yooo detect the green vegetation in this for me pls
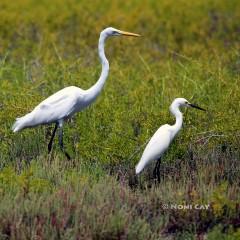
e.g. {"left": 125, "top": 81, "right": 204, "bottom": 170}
{"left": 0, "top": 0, "right": 239, "bottom": 239}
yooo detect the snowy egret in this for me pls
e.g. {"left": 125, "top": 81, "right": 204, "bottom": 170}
{"left": 12, "top": 27, "right": 140, "bottom": 159}
{"left": 135, "top": 98, "right": 205, "bottom": 181}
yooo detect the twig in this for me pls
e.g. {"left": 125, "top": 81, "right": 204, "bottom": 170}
{"left": 195, "top": 134, "right": 225, "bottom": 147}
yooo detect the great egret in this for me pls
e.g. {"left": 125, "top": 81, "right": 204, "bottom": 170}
{"left": 12, "top": 27, "right": 140, "bottom": 159}
{"left": 135, "top": 98, "right": 205, "bottom": 181}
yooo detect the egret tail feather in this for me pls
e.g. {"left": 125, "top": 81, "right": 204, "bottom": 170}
{"left": 135, "top": 161, "right": 145, "bottom": 175}
{"left": 12, "top": 113, "right": 33, "bottom": 132}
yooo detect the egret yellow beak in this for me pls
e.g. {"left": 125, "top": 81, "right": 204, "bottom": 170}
{"left": 118, "top": 30, "right": 141, "bottom": 37}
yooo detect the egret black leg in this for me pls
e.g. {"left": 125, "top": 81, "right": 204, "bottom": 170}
{"left": 48, "top": 123, "right": 58, "bottom": 153}
{"left": 58, "top": 125, "right": 71, "bottom": 160}
{"left": 153, "top": 157, "right": 161, "bottom": 183}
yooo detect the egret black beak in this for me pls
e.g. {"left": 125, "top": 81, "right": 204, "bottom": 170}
{"left": 189, "top": 103, "right": 206, "bottom": 111}
{"left": 118, "top": 30, "right": 141, "bottom": 37}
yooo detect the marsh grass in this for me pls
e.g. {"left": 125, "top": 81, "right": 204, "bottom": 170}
{"left": 0, "top": 0, "right": 240, "bottom": 239}
{"left": 0, "top": 146, "right": 239, "bottom": 239}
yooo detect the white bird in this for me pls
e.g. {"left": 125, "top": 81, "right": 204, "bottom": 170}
{"left": 12, "top": 27, "right": 140, "bottom": 159}
{"left": 135, "top": 98, "right": 205, "bottom": 180}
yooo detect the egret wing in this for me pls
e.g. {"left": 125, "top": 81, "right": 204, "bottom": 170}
{"left": 30, "top": 87, "right": 84, "bottom": 125}
{"left": 136, "top": 125, "right": 171, "bottom": 173}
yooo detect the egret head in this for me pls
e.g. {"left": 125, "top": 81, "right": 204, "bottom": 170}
{"left": 172, "top": 98, "right": 206, "bottom": 111}
{"left": 101, "top": 27, "right": 141, "bottom": 38}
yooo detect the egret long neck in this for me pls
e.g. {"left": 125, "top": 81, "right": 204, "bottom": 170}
{"left": 170, "top": 105, "right": 183, "bottom": 136}
{"left": 86, "top": 33, "right": 109, "bottom": 103}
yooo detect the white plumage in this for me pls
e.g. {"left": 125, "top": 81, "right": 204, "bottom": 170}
{"left": 136, "top": 98, "right": 205, "bottom": 175}
{"left": 12, "top": 27, "right": 140, "bottom": 158}
{"left": 136, "top": 124, "right": 171, "bottom": 174}
{"left": 12, "top": 86, "right": 85, "bottom": 132}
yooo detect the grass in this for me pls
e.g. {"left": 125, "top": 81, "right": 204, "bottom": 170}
{"left": 0, "top": 0, "right": 240, "bottom": 239}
